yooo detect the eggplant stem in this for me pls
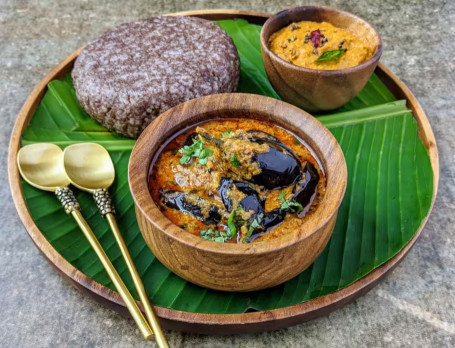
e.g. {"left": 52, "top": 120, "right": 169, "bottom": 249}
{"left": 200, "top": 132, "right": 223, "bottom": 146}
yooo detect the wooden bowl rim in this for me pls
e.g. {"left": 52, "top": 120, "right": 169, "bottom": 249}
{"left": 129, "top": 93, "right": 347, "bottom": 254}
{"left": 260, "top": 5, "right": 384, "bottom": 75}
{"left": 7, "top": 9, "right": 439, "bottom": 334}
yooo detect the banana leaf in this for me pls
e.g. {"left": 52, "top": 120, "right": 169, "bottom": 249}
{"left": 20, "top": 20, "right": 433, "bottom": 314}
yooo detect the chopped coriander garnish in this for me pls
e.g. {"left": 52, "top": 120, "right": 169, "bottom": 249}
{"left": 227, "top": 210, "right": 237, "bottom": 238}
{"left": 221, "top": 129, "right": 232, "bottom": 137}
{"left": 289, "top": 201, "right": 304, "bottom": 213}
{"left": 200, "top": 228, "right": 229, "bottom": 243}
{"left": 180, "top": 154, "right": 191, "bottom": 165}
{"left": 178, "top": 137, "right": 213, "bottom": 165}
{"left": 279, "top": 192, "right": 288, "bottom": 206}
{"left": 279, "top": 192, "right": 304, "bottom": 213}
{"left": 230, "top": 154, "right": 241, "bottom": 167}
{"left": 197, "top": 148, "right": 213, "bottom": 165}
{"left": 243, "top": 213, "right": 264, "bottom": 243}
{"left": 227, "top": 206, "right": 244, "bottom": 238}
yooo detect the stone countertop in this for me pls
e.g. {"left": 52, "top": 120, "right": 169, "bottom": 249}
{"left": 1, "top": 1, "right": 454, "bottom": 347}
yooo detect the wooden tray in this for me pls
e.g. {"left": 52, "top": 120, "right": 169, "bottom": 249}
{"left": 8, "top": 10, "right": 439, "bottom": 335}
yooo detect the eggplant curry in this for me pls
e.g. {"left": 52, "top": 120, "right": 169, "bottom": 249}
{"left": 149, "top": 119, "right": 326, "bottom": 243}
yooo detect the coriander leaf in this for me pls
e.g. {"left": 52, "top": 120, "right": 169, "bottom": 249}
{"left": 279, "top": 192, "right": 290, "bottom": 210}
{"left": 234, "top": 205, "right": 244, "bottom": 222}
{"left": 179, "top": 155, "right": 191, "bottom": 165}
{"left": 179, "top": 138, "right": 202, "bottom": 156}
{"left": 230, "top": 154, "right": 241, "bottom": 167}
{"left": 200, "top": 228, "right": 214, "bottom": 239}
{"left": 227, "top": 210, "right": 237, "bottom": 238}
{"left": 198, "top": 148, "right": 213, "bottom": 165}
{"left": 279, "top": 192, "right": 304, "bottom": 213}
{"left": 288, "top": 201, "right": 304, "bottom": 213}
{"left": 200, "top": 228, "right": 227, "bottom": 243}
{"left": 178, "top": 137, "right": 213, "bottom": 166}
{"left": 250, "top": 219, "right": 260, "bottom": 229}
{"left": 221, "top": 129, "right": 232, "bottom": 137}
{"left": 200, "top": 148, "right": 213, "bottom": 158}
{"left": 180, "top": 147, "right": 192, "bottom": 156}
{"left": 315, "top": 49, "right": 347, "bottom": 62}
{"left": 243, "top": 213, "right": 264, "bottom": 243}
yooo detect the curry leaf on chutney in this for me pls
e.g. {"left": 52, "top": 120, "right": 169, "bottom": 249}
{"left": 315, "top": 49, "right": 347, "bottom": 62}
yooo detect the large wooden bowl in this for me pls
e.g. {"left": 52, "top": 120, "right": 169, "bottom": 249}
{"left": 260, "top": 6, "right": 383, "bottom": 111}
{"left": 128, "top": 93, "right": 347, "bottom": 292}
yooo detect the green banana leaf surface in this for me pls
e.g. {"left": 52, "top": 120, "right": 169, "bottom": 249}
{"left": 20, "top": 19, "right": 434, "bottom": 314}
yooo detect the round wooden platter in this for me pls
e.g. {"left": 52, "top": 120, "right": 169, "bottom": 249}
{"left": 8, "top": 10, "right": 439, "bottom": 335}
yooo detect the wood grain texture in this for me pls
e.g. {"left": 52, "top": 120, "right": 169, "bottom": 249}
{"left": 260, "top": 6, "right": 383, "bottom": 111}
{"left": 129, "top": 93, "right": 347, "bottom": 292}
{"left": 7, "top": 10, "right": 439, "bottom": 334}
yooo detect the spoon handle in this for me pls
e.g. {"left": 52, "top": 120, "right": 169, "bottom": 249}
{"left": 93, "top": 189, "right": 169, "bottom": 348}
{"left": 106, "top": 214, "right": 170, "bottom": 348}
{"left": 55, "top": 187, "right": 153, "bottom": 340}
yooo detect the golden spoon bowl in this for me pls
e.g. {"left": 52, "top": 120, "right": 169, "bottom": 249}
{"left": 17, "top": 143, "right": 70, "bottom": 191}
{"left": 63, "top": 143, "right": 115, "bottom": 192}
{"left": 17, "top": 142, "right": 154, "bottom": 341}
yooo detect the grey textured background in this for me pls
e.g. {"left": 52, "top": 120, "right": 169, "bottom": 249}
{"left": 1, "top": 0, "right": 454, "bottom": 347}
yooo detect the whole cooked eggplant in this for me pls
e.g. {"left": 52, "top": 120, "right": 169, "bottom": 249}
{"left": 246, "top": 162, "right": 320, "bottom": 240}
{"left": 160, "top": 189, "right": 222, "bottom": 225}
{"left": 250, "top": 145, "right": 301, "bottom": 190}
{"left": 245, "top": 130, "right": 303, "bottom": 189}
{"left": 218, "top": 178, "right": 264, "bottom": 214}
{"left": 198, "top": 129, "right": 302, "bottom": 190}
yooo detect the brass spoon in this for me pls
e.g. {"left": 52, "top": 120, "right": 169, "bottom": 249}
{"left": 17, "top": 143, "right": 153, "bottom": 341}
{"left": 63, "top": 143, "right": 169, "bottom": 348}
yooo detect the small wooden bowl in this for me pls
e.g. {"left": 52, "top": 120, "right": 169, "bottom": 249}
{"left": 260, "top": 6, "right": 383, "bottom": 111}
{"left": 129, "top": 93, "right": 347, "bottom": 292}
